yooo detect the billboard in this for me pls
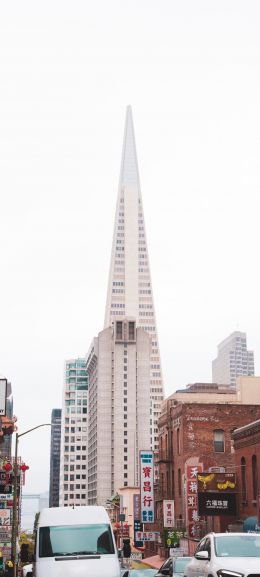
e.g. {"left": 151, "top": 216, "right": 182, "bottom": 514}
{"left": 140, "top": 450, "right": 154, "bottom": 523}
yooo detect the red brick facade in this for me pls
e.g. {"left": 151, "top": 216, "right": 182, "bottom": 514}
{"left": 232, "top": 419, "right": 260, "bottom": 521}
{"left": 157, "top": 401, "right": 260, "bottom": 540}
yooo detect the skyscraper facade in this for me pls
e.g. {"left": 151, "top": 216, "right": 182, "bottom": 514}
{"left": 212, "top": 331, "right": 255, "bottom": 387}
{"left": 86, "top": 319, "right": 151, "bottom": 505}
{"left": 49, "top": 408, "right": 61, "bottom": 507}
{"left": 59, "top": 358, "right": 88, "bottom": 506}
{"left": 104, "top": 106, "right": 164, "bottom": 450}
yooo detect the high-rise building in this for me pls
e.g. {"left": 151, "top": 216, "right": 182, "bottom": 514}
{"left": 0, "top": 378, "right": 13, "bottom": 458}
{"left": 86, "top": 319, "right": 151, "bottom": 505}
{"left": 49, "top": 408, "right": 61, "bottom": 507}
{"left": 59, "top": 358, "right": 88, "bottom": 506}
{"left": 86, "top": 107, "right": 164, "bottom": 505}
{"left": 212, "top": 331, "right": 255, "bottom": 387}
{"left": 104, "top": 106, "right": 164, "bottom": 449}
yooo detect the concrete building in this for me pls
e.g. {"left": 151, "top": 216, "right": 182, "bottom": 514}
{"left": 212, "top": 331, "right": 254, "bottom": 387}
{"left": 49, "top": 408, "right": 61, "bottom": 507}
{"left": 59, "top": 358, "right": 88, "bottom": 506}
{"left": 86, "top": 318, "right": 151, "bottom": 506}
{"left": 104, "top": 106, "right": 164, "bottom": 450}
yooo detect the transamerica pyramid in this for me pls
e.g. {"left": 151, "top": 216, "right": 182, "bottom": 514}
{"left": 104, "top": 106, "right": 164, "bottom": 450}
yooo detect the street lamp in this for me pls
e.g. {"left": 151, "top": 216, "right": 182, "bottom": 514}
{"left": 11, "top": 423, "right": 51, "bottom": 577}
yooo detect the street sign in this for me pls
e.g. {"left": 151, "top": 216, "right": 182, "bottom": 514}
{"left": 0, "top": 494, "right": 13, "bottom": 501}
{"left": 130, "top": 553, "right": 143, "bottom": 560}
{"left": 0, "top": 379, "right": 7, "bottom": 416}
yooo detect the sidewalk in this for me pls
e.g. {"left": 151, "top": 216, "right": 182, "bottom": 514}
{"left": 142, "top": 555, "right": 164, "bottom": 569}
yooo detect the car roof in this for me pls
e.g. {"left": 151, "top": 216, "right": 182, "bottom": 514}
{"left": 207, "top": 532, "right": 260, "bottom": 537}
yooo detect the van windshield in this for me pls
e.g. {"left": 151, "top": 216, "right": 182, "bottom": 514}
{"left": 39, "top": 523, "right": 115, "bottom": 557}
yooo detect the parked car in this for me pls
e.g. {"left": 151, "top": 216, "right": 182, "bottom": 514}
{"left": 155, "top": 556, "right": 193, "bottom": 577}
{"left": 22, "top": 564, "right": 33, "bottom": 577}
{"left": 184, "top": 532, "right": 260, "bottom": 577}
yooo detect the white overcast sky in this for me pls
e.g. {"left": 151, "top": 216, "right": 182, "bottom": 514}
{"left": 1, "top": 0, "right": 260, "bottom": 494}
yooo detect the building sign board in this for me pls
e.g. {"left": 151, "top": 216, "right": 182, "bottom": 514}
{"left": 164, "top": 529, "right": 185, "bottom": 548}
{"left": 133, "top": 494, "right": 140, "bottom": 521}
{"left": 135, "top": 531, "right": 159, "bottom": 542}
{"left": 0, "top": 510, "right": 11, "bottom": 526}
{"left": 140, "top": 450, "right": 154, "bottom": 523}
{"left": 0, "top": 379, "right": 7, "bottom": 416}
{"left": 197, "top": 472, "right": 237, "bottom": 493}
{"left": 163, "top": 500, "right": 175, "bottom": 528}
{"left": 198, "top": 492, "right": 237, "bottom": 516}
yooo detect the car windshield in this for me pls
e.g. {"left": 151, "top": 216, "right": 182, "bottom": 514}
{"left": 39, "top": 523, "right": 115, "bottom": 557}
{"left": 174, "top": 557, "right": 192, "bottom": 571}
{"left": 215, "top": 535, "right": 260, "bottom": 557}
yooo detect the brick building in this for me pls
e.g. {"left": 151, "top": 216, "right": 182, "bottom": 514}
{"left": 157, "top": 398, "right": 260, "bottom": 543}
{"left": 232, "top": 419, "right": 260, "bottom": 521}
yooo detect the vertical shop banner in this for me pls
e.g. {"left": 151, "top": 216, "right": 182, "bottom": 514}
{"left": 186, "top": 463, "right": 203, "bottom": 538}
{"left": 0, "top": 510, "right": 11, "bottom": 526}
{"left": 140, "top": 450, "right": 154, "bottom": 523}
{"left": 163, "top": 500, "right": 175, "bottom": 528}
{"left": 0, "top": 379, "right": 7, "bottom": 416}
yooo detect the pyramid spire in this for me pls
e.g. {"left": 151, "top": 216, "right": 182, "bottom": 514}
{"left": 119, "top": 105, "right": 140, "bottom": 188}
{"left": 104, "top": 107, "right": 164, "bottom": 450}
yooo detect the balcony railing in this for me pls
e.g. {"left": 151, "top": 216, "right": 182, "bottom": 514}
{"left": 156, "top": 449, "right": 172, "bottom": 463}
{"left": 154, "top": 483, "right": 173, "bottom": 501}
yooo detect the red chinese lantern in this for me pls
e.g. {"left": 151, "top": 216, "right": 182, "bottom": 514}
{"left": 2, "top": 462, "right": 12, "bottom": 472}
{"left": 2, "top": 461, "right": 12, "bottom": 485}
{"left": 20, "top": 463, "right": 29, "bottom": 472}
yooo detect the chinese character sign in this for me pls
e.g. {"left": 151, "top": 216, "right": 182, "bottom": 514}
{"left": 140, "top": 450, "right": 154, "bottom": 523}
{"left": 198, "top": 492, "right": 237, "bottom": 516}
{"left": 186, "top": 463, "right": 203, "bottom": 538}
{"left": 163, "top": 500, "right": 175, "bottom": 528}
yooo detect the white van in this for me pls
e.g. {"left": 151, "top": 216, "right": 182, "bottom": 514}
{"left": 34, "top": 505, "right": 122, "bottom": 577}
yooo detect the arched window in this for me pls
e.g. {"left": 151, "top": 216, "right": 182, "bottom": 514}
{"left": 252, "top": 455, "right": 258, "bottom": 501}
{"left": 241, "top": 457, "right": 247, "bottom": 502}
{"left": 214, "top": 429, "right": 224, "bottom": 452}
{"left": 178, "top": 468, "right": 182, "bottom": 497}
{"left": 177, "top": 428, "right": 180, "bottom": 455}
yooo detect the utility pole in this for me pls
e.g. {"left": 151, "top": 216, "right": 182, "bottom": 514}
{"left": 11, "top": 424, "right": 51, "bottom": 577}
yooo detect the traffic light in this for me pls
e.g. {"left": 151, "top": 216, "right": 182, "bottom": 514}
{"left": 20, "top": 543, "right": 29, "bottom": 562}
